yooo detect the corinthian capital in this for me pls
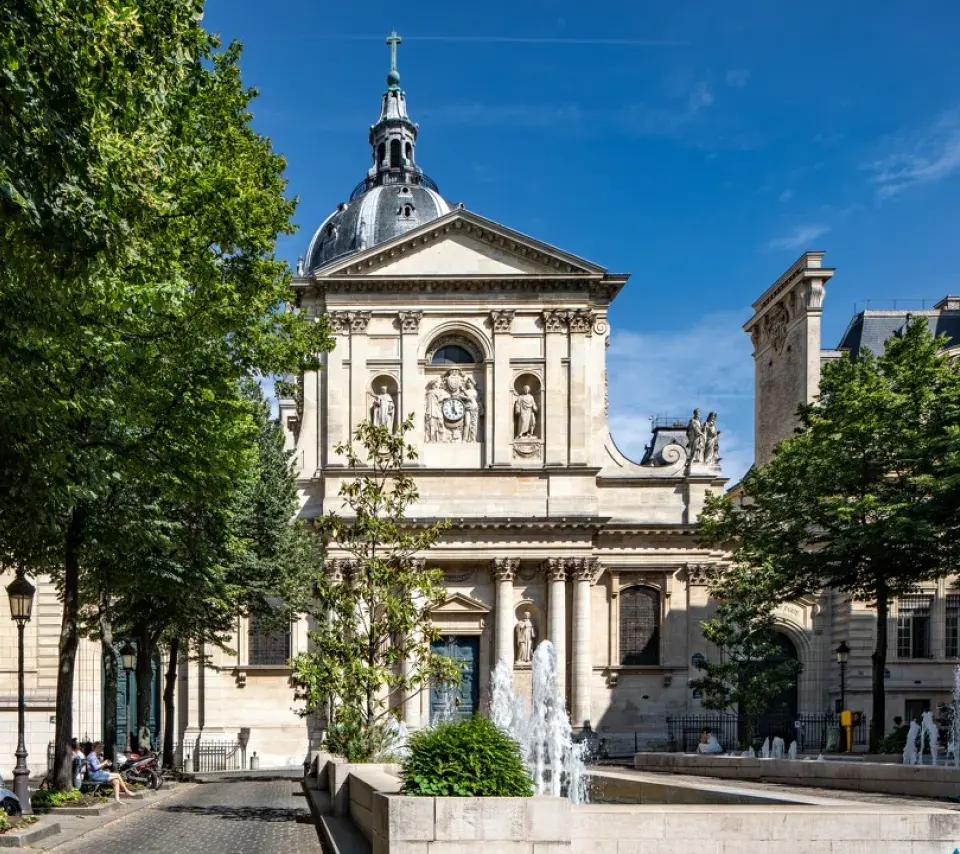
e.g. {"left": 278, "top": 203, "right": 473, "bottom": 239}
{"left": 491, "top": 557, "right": 519, "bottom": 582}
{"left": 543, "top": 557, "right": 567, "bottom": 583}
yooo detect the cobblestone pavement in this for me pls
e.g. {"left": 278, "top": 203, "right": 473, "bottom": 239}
{"left": 52, "top": 777, "right": 320, "bottom": 854}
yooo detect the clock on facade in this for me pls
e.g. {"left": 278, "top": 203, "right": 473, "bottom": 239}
{"left": 441, "top": 397, "right": 464, "bottom": 422}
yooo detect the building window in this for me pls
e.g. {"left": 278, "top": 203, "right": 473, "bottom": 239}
{"left": 897, "top": 594, "right": 932, "bottom": 659}
{"left": 249, "top": 615, "right": 291, "bottom": 666}
{"left": 390, "top": 139, "right": 401, "bottom": 168}
{"left": 619, "top": 585, "right": 660, "bottom": 666}
{"left": 947, "top": 595, "right": 960, "bottom": 658}
{"left": 431, "top": 345, "right": 474, "bottom": 365}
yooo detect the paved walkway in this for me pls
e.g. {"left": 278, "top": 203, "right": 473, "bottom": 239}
{"left": 50, "top": 778, "right": 320, "bottom": 854}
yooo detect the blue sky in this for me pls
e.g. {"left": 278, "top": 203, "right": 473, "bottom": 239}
{"left": 206, "top": 1, "right": 960, "bottom": 481}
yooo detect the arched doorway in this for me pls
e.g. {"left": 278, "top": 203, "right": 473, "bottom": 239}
{"left": 754, "top": 633, "right": 800, "bottom": 743}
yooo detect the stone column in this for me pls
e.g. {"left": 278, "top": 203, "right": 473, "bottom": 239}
{"left": 325, "top": 314, "right": 353, "bottom": 467}
{"left": 491, "top": 558, "right": 518, "bottom": 669}
{"left": 546, "top": 558, "right": 567, "bottom": 702}
{"left": 399, "top": 312, "right": 422, "bottom": 463}
{"left": 571, "top": 558, "right": 596, "bottom": 729}
{"left": 348, "top": 312, "right": 371, "bottom": 437}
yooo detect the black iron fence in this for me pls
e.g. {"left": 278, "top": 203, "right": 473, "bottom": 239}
{"left": 665, "top": 712, "right": 868, "bottom": 753}
{"left": 180, "top": 739, "right": 242, "bottom": 772}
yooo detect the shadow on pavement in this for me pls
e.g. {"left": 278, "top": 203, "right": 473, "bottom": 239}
{"left": 162, "top": 804, "right": 311, "bottom": 823}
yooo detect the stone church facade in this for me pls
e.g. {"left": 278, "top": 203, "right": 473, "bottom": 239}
{"left": 8, "top": 39, "right": 960, "bottom": 778}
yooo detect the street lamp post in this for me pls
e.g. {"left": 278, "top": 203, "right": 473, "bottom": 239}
{"left": 119, "top": 641, "right": 136, "bottom": 753}
{"left": 7, "top": 573, "right": 36, "bottom": 815}
{"left": 835, "top": 641, "right": 850, "bottom": 711}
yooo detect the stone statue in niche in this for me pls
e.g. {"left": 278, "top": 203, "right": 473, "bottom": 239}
{"left": 371, "top": 385, "right": 396, "bottom": 433}
{"left": 686, "top": 408, "right": 705, "bottom": 464}
{"left": 704, "top": 411, "right": 720, "bottom": 466}
{"left": 514, "top": 385, "right": 538, "bottom": 439}
{"left": 424, "top": 370, "right": 483, "bottom": 443}
{"left": 515, "top": 611, "right": 536, "bottom": 664}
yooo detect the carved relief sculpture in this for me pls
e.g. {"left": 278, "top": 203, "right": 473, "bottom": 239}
{"left": 490, "top": 309, "right": 515, "bottom": 333}
{"left": 515, "top": 611, "right": 536, "bottom": 664}
{"left": 767, "top": 302, "right": 789, "bottom": 353}
{"left": 541, "top": 309, "right": 568, "bottom": 333}
{"left": 424, "top": 370, "right": 483, "bottom": 443}
{"left": 703, "top": 411, "right": 720, "bottom": 466}
{"left": 686, "top": 564, "right": 710, "bottom": 586}
{"left": 686, "top": 408, "right": 705, "bottom": 464}
{"left": 350, "top": 311, "right": 371, "bottom": 334}
{"left": 398, "top": 311, "right": 422, "bottom": 333}
{"left": 371, "top": 385, "right": 396, "bottom": 433}
{"left": 514, "top": 384, "right": 538, "bottom": 438}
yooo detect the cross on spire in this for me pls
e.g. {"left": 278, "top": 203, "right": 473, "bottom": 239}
{"left": 386, "top": 30, "right": 402, "bottom": 88}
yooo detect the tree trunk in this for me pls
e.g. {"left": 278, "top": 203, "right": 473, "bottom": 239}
{"left": 98, "top": 590, "right": 118, "bottom": 762}
{"left": 135, "top": 622, "right": 152, "bottom": 751}
{"left": 870, "top": 585, "right": 889, "bottom": 752}
{"left": 162, "top": 638, "right": 179, "bottom": 769}
{"left": 53, "top": 506, "right": 84, "bottom": 790}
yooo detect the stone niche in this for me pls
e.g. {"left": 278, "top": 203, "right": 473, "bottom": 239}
{"left": 512, "top": 371, "right": 542, "bottom": 461}
{"left": 368, "top": 373, "right": 399, "bottom": 433}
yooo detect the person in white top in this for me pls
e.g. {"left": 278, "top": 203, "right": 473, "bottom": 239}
{"left": 696, "top": 728, "right": 723, "bottom": 754}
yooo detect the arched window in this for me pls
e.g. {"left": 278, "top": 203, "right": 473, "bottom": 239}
{"left": 390, "top": 139, "right": 401, "bottom": 168}
{"left": 431, "top": 345, "right": 475, "bottom": 365}
{"left": 619, "top": 586, "right": 660, "bottom": 665}
{"left": 377, "top": 142, "right": 386, "bottom": 166}
{"left": 405, "top": 142, "right": 413, "bottom": 161}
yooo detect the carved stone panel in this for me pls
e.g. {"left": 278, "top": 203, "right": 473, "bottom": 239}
{"left": 424, "top": 369, "right": 483, "bottom": 443}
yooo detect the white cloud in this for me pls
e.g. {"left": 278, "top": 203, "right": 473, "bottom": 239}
{"left": 606, "top": 311, "right": 755, "bottom": 484}
{"left": 725, "top": 69, "right": 750, "bottom": 88}
{"left": 778, "top": 189, "right": 794, "bottom": 203}
{"left": 865, "top": 107, "right": 960, "bottom": 198}
{"left": 766, "top": 223, "right": 830, "bottom": 251}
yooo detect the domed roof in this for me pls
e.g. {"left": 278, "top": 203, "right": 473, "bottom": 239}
{"left": 303, "top": 31, "right": 452, "bottom": 273}
{"left": 305, "top": 182, "right": 451, "bottom": 271}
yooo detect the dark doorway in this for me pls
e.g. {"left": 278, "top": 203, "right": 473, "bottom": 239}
{"left": 429, "top": 635, "right": 480, "bottom": 722}
{"left": 105, "top": 642, "right": 161, "bottom": 751}
{"left": 740, "top": 632, "right": 800, "bottom": 747}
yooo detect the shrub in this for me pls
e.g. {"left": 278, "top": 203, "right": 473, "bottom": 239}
{"left": 402, "top": 715, "right": 533, "bottom": 797}
{"left": 877, "top": 723, "right": 910, "bottom": 755}
{"left": 31, "top": 788, "right": 83, "bottom": 810}
{"left": 0, "top": 813, "right": 8, "bottom": 833}
{"left": 324, "top": 710, "right": 396, "bottom": 763}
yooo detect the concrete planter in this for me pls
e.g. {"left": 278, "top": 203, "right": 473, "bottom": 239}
{"left": 0, "top": 818, "right": 62, "bottom": 848}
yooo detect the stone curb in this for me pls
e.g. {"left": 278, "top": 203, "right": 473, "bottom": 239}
{"left": 0, "top": 819, "right": 62, "bottom": 848}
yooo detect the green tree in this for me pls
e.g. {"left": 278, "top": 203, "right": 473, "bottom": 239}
{"left": 690, "top": 563, "right": 802, "bottom": 748}
{"left": 699, "top": 318, "right": 960, "bottom": 750}
{"left": 290, "top": 419, "right": 460, "bottom": 761}
{"left": 0, "top": 4, "right": 329, "bottom": 788}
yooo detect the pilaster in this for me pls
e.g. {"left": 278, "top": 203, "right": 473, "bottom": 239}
{"left": 492, "top": 312, "right": 513, "bottom": 466}
{"left": 568, "top": 309, "right": 593, "bottom": 466}
{"left": 399, "top": 311, "right": 422, "bottom": 463}
{"left": 325, "top": 312, "right": 353, "bottom": 467}
{"left": 543, "top": 310, "right": 568, "bottom": 466}
{"left": 348, "top": 313, "right": 371, "bottom": 446}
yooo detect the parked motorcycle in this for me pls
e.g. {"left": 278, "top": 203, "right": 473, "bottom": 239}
{"left": 0, "top": 775, "right": 22, "bottom": 817}
{"left": 117, "top": 750, "right": 164, "bottom": 790}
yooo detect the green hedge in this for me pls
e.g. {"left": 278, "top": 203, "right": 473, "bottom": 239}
{"left": 402, "top": 715, "right": 533, "bottom": 797}
{"left": 30, "top": 788, "right": 84, "bottom": 810}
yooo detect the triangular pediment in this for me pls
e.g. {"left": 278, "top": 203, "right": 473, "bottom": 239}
{"left": 432, "top": 592, "right": 490, "bottom": 615}
{"left": 315, "top": 210, "right": 605, "bottom": 279}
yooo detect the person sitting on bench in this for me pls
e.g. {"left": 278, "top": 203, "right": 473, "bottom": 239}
{"left": 85, "top": 741, "right": 134, "bottom": 803}
{"left": 697, "top": 727, "right": 723, "bottom": 754}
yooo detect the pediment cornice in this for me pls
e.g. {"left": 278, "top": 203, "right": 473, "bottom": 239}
{"left": 432, "top": 592, "right": 490, "bottom": 615}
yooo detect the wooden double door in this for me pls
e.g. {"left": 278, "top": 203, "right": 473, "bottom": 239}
{"left": 429, "top": 635, "right": 480, "bottom": 723}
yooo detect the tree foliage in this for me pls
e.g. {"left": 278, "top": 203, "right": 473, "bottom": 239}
{"left": 690, "top": 563, "right": 802, "bottom": 747}
{"left": 0, "top": 2, "right": 329, "bottom": 788}
{"left": 290, "top": 419, "right": 460, "bottom": 760}
{"left": 699, "top": 318, "right": 960, "bottom": 750}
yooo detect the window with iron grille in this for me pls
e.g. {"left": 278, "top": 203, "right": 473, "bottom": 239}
{"left": 947, "top": 595, "right": 960, "bottom": 659}
{"left": 896, "top": 595, "right": 932, "bottom": 659}
{"left": 249, "top": 615, "right": 291, "bottom": 666}
{"left": 619, "top": 585, "right": 660, "bottom": 666}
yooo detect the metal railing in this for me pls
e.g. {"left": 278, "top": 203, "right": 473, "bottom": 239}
{"left": 349, "top": 170, "right": 441, "bottom": 201}
{"left": 180, "top": 739, "right": 242, "bottom": 773}
{"left": 665, "top": 712, "right": 868, "bottom": 753}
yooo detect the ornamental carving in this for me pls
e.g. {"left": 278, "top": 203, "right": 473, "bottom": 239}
{"left": 445, "top": 567, "right": 475, "bottom": 584}
{"left": 544, "top": 557, "right": 567, "bottom": 583}
{"left": 766, "top": 303, "right": 788, "bottom": 354}
{"left": 398, "top": 311, "right": 423, "bottom": 333}
{"left": 542, "top": 309, "right": 568, "bottom": 333}
{"left": 512, "top": 439, "right": 542, "bottom": 460}
{"left": 327, "top": 312, "right": 352, "bottom": 335}
{"left": 491, "top": 558, "right": 519, "bottom": 582}
{"left": 490, "top": 309, "right": 515, "bottom": 333}
{"left": 566, "top": 557, "right": 599, "bottom": 582}
{"left": 568, "top": 308, "right": 595, "bottom": 334}
{"left": 424, "top": 369, "right": 483, "bottom": 443}
{"left": 686, "top": 564, "right": 710, "bottom": 586}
